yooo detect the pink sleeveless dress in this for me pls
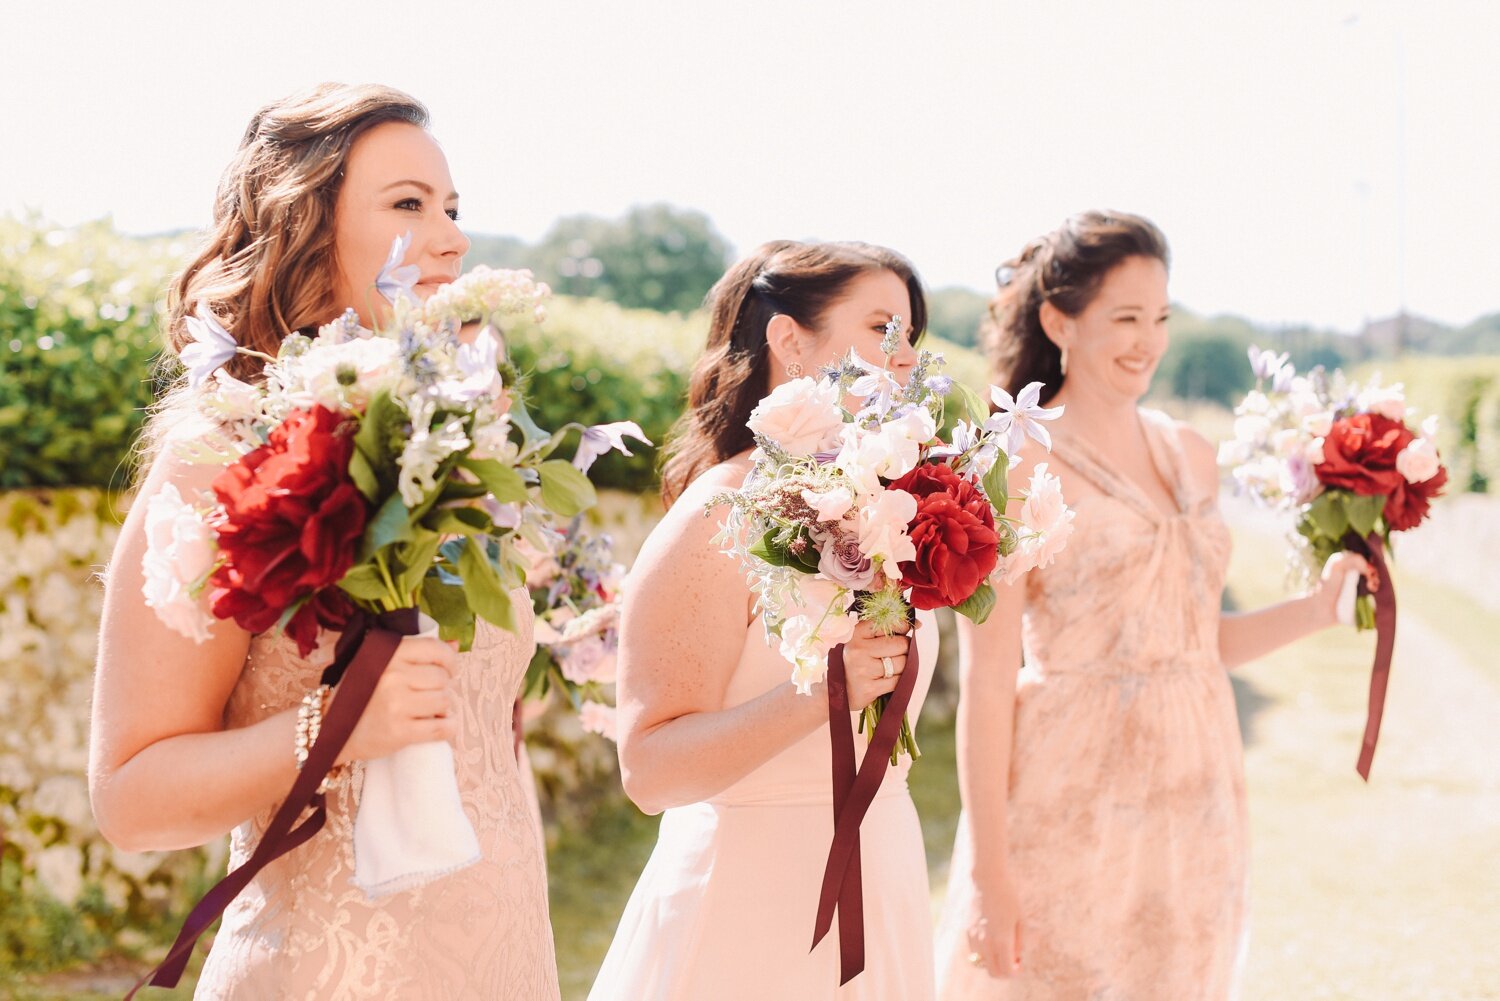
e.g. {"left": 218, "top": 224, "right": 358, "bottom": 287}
{"left": 936, "top": 409, "right": 1247, "bottom": 1000}
{"left": 589, "top": 611, "right": 941, "bottom": 1001}
{"left": 194, "top": 603, "right": 561, "bottom": 1000}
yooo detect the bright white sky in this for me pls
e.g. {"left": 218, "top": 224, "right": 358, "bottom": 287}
{"left": 4, "top": 1, "right": 1496, "bottom": 331}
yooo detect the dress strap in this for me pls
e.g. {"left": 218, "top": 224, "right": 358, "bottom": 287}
{"left": 1048, "top": 418, "right": 1168, "bottom": 525}
{"left": 1138, "top": 409, "right": 1197, "bottom": 512}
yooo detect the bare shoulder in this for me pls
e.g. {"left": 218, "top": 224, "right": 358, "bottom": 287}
{"left": 1168, "top": 420, "right": 1222, "bottom": 497}
{"left": 632, "top": 457, "right": 754, "bottom": 592}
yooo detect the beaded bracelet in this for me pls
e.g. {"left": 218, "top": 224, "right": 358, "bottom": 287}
{"left": 294, "top": 684, "right": 342, "bottom": 794}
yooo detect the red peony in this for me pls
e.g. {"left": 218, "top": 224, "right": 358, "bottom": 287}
{"left": 889, "top": 462, "right": 999, "bottom": 610}
{"left": 1316, "top": 413, "right": 1448, "bottom": 532}
{"left": 208, "top": 405, "right": 369, "bottom": 653}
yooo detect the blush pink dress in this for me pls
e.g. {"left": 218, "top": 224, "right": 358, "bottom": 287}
{"left": 589, "top": 611, "right": 941, "bottom": 1001}
{"left": 936, "top": 410, "right": 1247, "bottom": 1000}
{"left": 194, "top": 603, "right": 561, "bottom": 1001}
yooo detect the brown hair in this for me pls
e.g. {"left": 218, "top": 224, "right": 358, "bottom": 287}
{"left": 165, "top": 82, "right": 429, "bottom": 381}
{"left": 659, "top": 240, "right": 927, "bottom": 505}
{"left": 983, "top": 210, "right": 1169, "bottom": 405}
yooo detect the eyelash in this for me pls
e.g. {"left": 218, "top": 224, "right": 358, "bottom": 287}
{"left": 394, "top": 197, "right": 461, "bottom": 222}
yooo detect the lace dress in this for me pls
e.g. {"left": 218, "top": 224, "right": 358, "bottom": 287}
{"left": 936, "top": 409, "right": 1247, "bottom": 1000}
{"left": 195, "top": 600, "right": 561, "bottom": 1000}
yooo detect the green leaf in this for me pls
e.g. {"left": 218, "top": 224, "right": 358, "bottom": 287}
{"left": 1307, "top": 491, "right": 1350, "bottom": 541}
{"left": 749, "top": 527, "right": 820, "bottom": 573}
{"left": 953, "top": 581, "right": 997, "bottom": 625}
{"left": 523, "top": 646, "right": 555, "bottom": 700}
{"left": 358, "top": 494, "right": 414, "bottom": 562}
{"left": 538, "top": 459, "right": 598, "bottom": 517}
{"left": 424, "top": 506, "right": 494, "bottom": 537}
{"left": 348, "top": 449, "right": 382, "bottom": 504}
{"left": 982, "top": 451, "right": 1011, "bottom": 513}
{"left": 1345, "top": 493, "right": 1384, "bottom": 539}
{"left": 460, "top": 457, "right": 530, "bottom": 504}
{"left": 506, "top": 394, "right": 551, "bottom": 450}
{"left": 338, "top": 563, "right": 392, "bottom": 602}
{"left": 419, "top": 576, "right": 475, "bottom": 649}
{"left": 353, "top": 391, "right": 398, "bottom": 474}
{"left": 945, "top": 380, "right": 990, "bottom": 432}
{"left": 391, "top": 531, "right": 443, "bottom": 602}
{"left": 457, "top": 537, "right": 517, "bottom": 632}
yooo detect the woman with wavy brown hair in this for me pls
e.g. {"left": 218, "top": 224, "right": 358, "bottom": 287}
{"left": 590, "top": 241, "right": 939, "bottom": 1000}
{"left": 933, "top": 211, "right": 1373, "bottom": 1000}
{"left": 89, "top": 83, "right": 561, "bottom": 999}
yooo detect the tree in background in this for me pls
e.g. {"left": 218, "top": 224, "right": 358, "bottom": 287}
{"left": 925, "top": 286, "right": 989, "bottom": 349}
{"left": 493, "top": 203, "right": 733, "bottom": 315}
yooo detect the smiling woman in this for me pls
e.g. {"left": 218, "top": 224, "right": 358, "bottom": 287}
{"left": 90, "top": 83, "right": 562, "bottom": 1000}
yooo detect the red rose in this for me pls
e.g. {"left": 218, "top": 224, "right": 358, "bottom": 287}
{"left": 208, "top": 406, "right": 369, "bottom": 653}
{"left": 1316, "top": 413, "right": 1447, "bottom": 532}
{"left": 889, "top": 462, "right": 999, "bottom": 610}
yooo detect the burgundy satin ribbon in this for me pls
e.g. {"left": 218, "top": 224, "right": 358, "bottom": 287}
{"left": 1345, "top": 532, "right": 1397, "bottom": 781}
{"left": 811, "top": 633, "right": 922, "bottom": 985}
{"left": 128, "top": 607, "right": 419, "bottom": 997}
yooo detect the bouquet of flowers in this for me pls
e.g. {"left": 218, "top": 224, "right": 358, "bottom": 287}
{"left": 712, "top": 319, "right": 1072, "bottom": 760}
{"left": 1219, "top": 345, "right": 1447, "bottom": 777}
{"left": 710, "top": 318, "right": 1072, "bottom": 984}
{"left": 523, "top": 516, "right": 625, "bottom": 742}
{"left": 135, "top": 233, "right": 646, "bottom": 988}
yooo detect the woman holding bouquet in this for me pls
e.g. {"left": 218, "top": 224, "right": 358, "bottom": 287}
{"left": 935, "top": 210, "right": 1376, "bottom": 1000}
{"left": 89, "top": 84, "right": 560, "bottom": 999}
{"left": 591, "top": 241, "right": 940, "bottom": 1000}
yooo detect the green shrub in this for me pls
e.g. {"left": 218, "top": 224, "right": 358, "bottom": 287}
{"left": 1356, "top": 355, "right": 1500, "bottom": 493}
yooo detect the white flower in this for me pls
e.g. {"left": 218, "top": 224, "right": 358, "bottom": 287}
{"left": 779, "top": 608, "right": 860, "bottom": 694}
{"left": 438, "top": 326, "right": 504, "bottom": 403}
{"left": 1248, "top": 345, "right": 1290, "bottom": 381}
{"left": 140, "top": 484, "right": 217, "bottom": 643}
{"left": 579, "top": 700, "right": 618, "bottom": 741}
{"left": 1217, "top": 439, "right": 1252, "bottom": 469}
{"left": 30, "top": 571, "right": 77, "bottom": 627}
{"left": 1271, "top": 428, "right": 1304, "bottom": 459}
{"left": 835, "top": 421, "right": 922, "bottom": 496}
{"left": 470, "top": 413, "right": 519, "bottom": 463}
{"left": 1302, "top": 411, "right": 1335, "bottom": 437}
{"left": 856, "top": 487, "right": 918, "bottom": 569}
{"left": 202, "top": 369, "right": 262, "bottom": 422}
{"left": 15, "top": 533, "right": 57, "bottom": 580}
{"left": 1395, "top": 438, "right": 1442, "bottom": 483}
{"left": 1236, "top": 390, "right": 1272, "bottom": 417}
{"left": 1358, "top": 378, "right": 1407, "bottom": 421}
{"left": 1014, "top": 463, "right": 1073, "bottom": 570}
{"left": 1421, "top": 414, "right": 1441, "bottom": 439}
{"left": 1233, "top": 414, "right": 1272, "bottom": 445}
{"left": 1304, "top": 436, "right": 1327, "bottom": 466}
{"left": 887, "top": 405, "right": 937, "bottom": 444}
{"left": 801, "top": 485, "right": 854, "bottom": 522}
{"left": 985, "top": 382, "right": 1064, "bottom": 455}
{"left": 288, "top": 335, "right": 402, "bottom": 411}
{"left": 397, "top": 398, "right": 472, "bottom": 506}
{"left": 181, "top": 305, "right": 238, "bottom": 389}
{"left": 747, "top": 377, "right": 846, "bottom": 456}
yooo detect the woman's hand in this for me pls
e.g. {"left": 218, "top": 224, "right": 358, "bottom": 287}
{"left": 966, "top": 867, "right": 1023, "bottom": 978}
{"left": 841, "top": 618, "right": 915, "bottom": 712}
{"left": 337, "top": 635, "right": 459, "bottom": 765}
{"left": 1311, "top": 550, "right": 1379, "bottom": 628}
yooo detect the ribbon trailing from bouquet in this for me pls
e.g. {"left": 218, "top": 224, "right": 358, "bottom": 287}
{"left": 128, "top": 607, "right": 419, "bottom": 997}
{"left": 810, "top": 633, "right": 922, "bottom": 985}
{"left": 1344, "top": 531, "right": 1397, "bottom": 781}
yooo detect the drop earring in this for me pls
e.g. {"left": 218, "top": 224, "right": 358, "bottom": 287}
{"left": 1059, "top": 347, "right": 1069, "bottom": 376}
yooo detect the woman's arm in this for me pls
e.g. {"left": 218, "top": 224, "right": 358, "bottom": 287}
{"left": 1173, "top": 425, "right": 1376, "bottom": 671}
{"left": 615, "top": 465, "right": 912, "bottom": 816}
{"left": 89, "top": 451, "right": 460, "bottom": 852}
{"left": 955, "top": 579, "right": 1026, "bottom": 976}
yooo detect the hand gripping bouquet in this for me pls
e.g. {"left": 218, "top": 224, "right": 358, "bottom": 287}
{"left": 134, "top": 234, "right": 647, "bottom": 992}
{"left": 1220, "top": 346, "right": 1448, "bottom": 778}
{"left": 710, "top": 317, "right": 1073, "bottom": 983}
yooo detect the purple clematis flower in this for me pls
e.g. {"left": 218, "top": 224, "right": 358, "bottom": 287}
{"left": 985, "top": 381, "right": 1065, "bottom": 455}
{"left": 375, "top": 231, "right": 420, "bottom": 305}
{"left": 181, "top": 305, "right": 238, "bottom": 388}
{"left": 573, "top": 421, "right": 653, "bottom": 474}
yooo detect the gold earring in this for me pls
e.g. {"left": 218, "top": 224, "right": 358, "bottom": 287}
{"left": 1059, "top": 348, "right": 1069, "bottom": 376}
{"left": 786, "top": 361, "right": 804, "bottom": 378}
